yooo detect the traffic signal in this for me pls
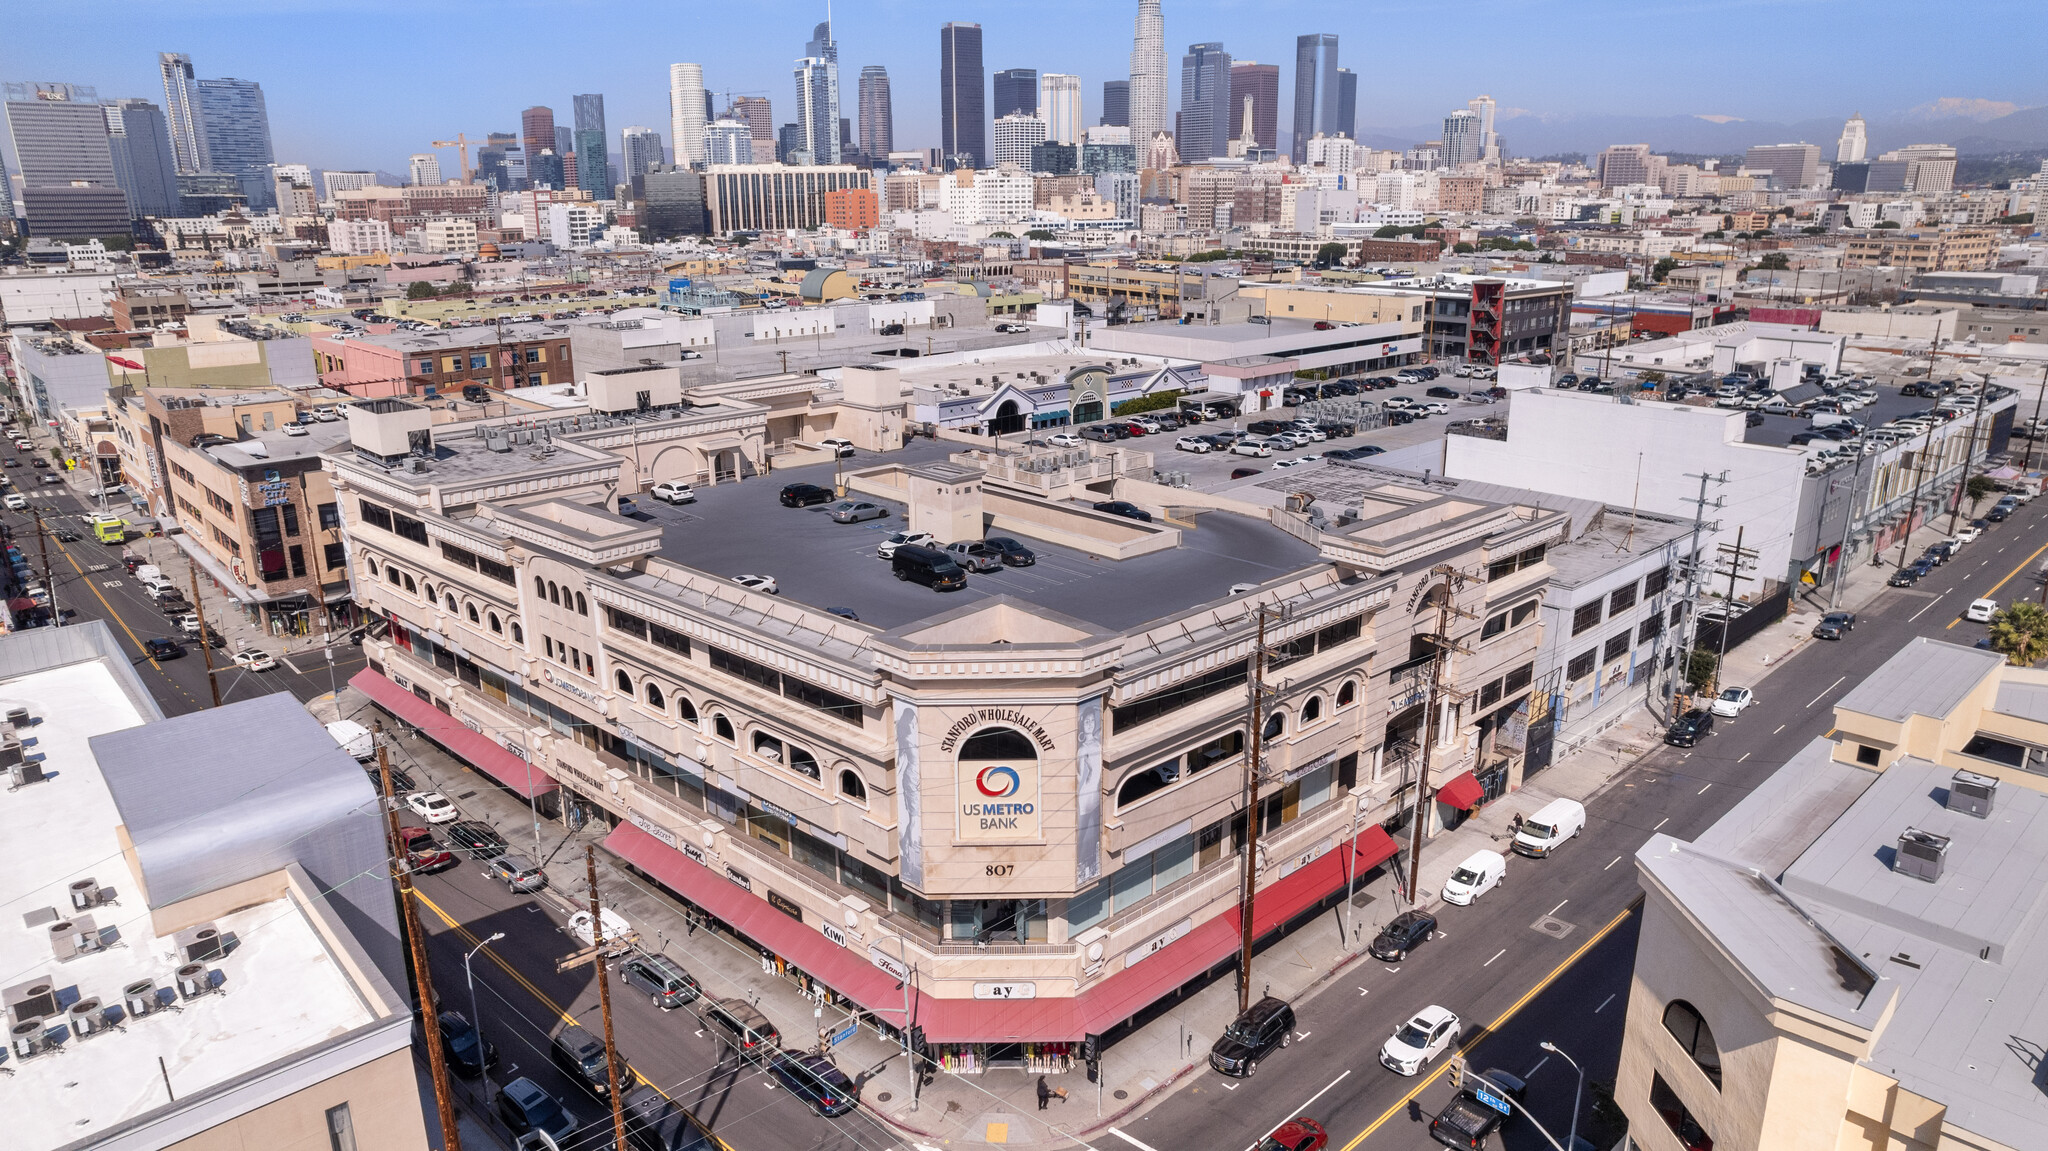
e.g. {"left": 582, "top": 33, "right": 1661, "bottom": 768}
{"left": 1448, "top": 1055, "right": 1466, "bottom": 1090}
{"left": 908, "top": 1024, "right": 931, "bottom": 1063}
{"left": 1081, "top": 1033, "right": 1102, "bottom": 1064}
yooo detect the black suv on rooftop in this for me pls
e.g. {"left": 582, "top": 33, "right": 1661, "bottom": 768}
{"left": 779, "top": 483, "right": 835, "bottom": 507}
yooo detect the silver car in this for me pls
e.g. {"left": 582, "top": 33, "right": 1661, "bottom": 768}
{"left": 946, "top": 541, "right": 1004, "bottom": 572}
{"left": 827, "top": 499, "right": 889, "bottom": 524}
{"left": 484, "top": 853, "right": 547, "bottom": 893}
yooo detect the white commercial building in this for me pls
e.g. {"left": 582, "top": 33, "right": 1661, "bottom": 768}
{"left": 992, "top": 114, "right": 1048, "bottom": 170}
{"left": 327, "top": 217, "right": 392, "bottom": 256}
{"left": 704, "top": 119, "right": 753, "bottom": 166}
{"left": 545, "top": 201, "right": 605, "bottom": 249}
{"left": 669, "top": 62, "right": 707, "bottom": 166}
{"left": 418, "top": 216, "right": 478, "bottom": 255}
{"left": 408, "top": 153, "right": 442, "bottom": 187}
{"left": 938, "top": 167, "right": 1033, "bottom": 225}
{"left": 1038, "top": 73, "right": 1084, "bottom": 145}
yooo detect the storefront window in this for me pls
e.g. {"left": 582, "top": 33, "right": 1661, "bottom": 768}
{"left": 791, "top": 828, "right": 837, "bottom": 881}
{"left": 888, "top": 874, "right": 943, "bottom": 929}
{"left": 838, "top": 853, "right": 888, "bottom": 906}
{"left": 744, "top": 805, "right": 791, "bottom": 855}
{"left": 1299, "top": 763, "right": 1334, "bottom": 813}
{"left": 1153, "top": 836, "right": 1195, "bottom": 889}
{"left": 1067, "top": 884, "right": 1109, "bottom": 933}
{"left": 1111, "top": 857, "right": 1154, "bottom": 913}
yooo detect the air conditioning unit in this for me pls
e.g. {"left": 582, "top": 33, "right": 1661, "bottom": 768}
{"left": 4, "top": 978, "right": 58, "bottom": 1025}
{"left": 9, "top": 761, "right": 44, "bottom": 788}
{"left": 69, "top": 878, "right": 105, "bottom": 911}
{"left": 68, "top": 997, "right": 104, "bottom": 1039}
{"left": 124, "top": 980, "right": 161, "bottom": 1019}
{"left": 1948, "top": 770, "right": 1997, "bottom": 819}
{"left": 9, "top": 1019, "right": 45, "bottom": 1060}
{"left": 175, "top": 924, "right": 224, "bottom": 964}
{"left": 175, "top": 962, "right": 216, "bottom": 1000}
{"left": 1895, "top": 828, "right": 1950, "bottom": 883}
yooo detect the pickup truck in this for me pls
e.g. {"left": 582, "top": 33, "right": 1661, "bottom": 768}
{"left": 1428, "top": 1069, "right": 1526, "bottom": 1150}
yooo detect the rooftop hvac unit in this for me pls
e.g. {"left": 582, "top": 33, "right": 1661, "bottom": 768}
{"left": 175, "top": 924, "right": 224, "bottom": 964}
{"left": 0, "top": 739, "right": 21, "bottom": 770}
{"left": 49, "top": 916, "right": 100, "bottom": 960}
{"left": 9, "top": 761, "right": 44, "bottom": 788}
{"left": 1948, "top": 770, "right": 1998, "bottom": 819}
{"left": 1895, "top": 828, "right": 1950, "bottom": 883}
{"left": 67, "top": 998, "right": 103, "bottom": 1039}
{"left": 4, "top": 979, "right": 57, "bottom": 1025}
{"left": 69, "top": 878, "right": 105, "bottom": 911}
{"left": 175, "top": 962, "right": 215, "bottom": 1000}
{"left": 124, "top": 980, "right": 160, "bottom": 1019}
{"left": 10, "top": 1019, "right": 44, "bottom": 1059}
{"left": 5, "top": 706, "right": 31, "bottom": 727}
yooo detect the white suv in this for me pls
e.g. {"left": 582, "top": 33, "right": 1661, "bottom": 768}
{"left": 650, "top": 481, "right": 696, "bottom": 504}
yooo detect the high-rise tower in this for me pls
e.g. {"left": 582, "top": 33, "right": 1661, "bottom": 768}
{"left": 157, "top": 52, "right": 204, "bottom": 173}
{"left": 1228, "top": 63, "right": 1278, "bottom": 153}
{"left": 1836, "top": 113, "right": 1868, "bottom": 164}
{"left": 796, "top": 20, "right": 841, "bottom": 165}
{"left": 573, "top": 93, "right": 609, "bottom": 192}
{"left": 670, "top": 64, "right": 706, "bottom": 167}
{"left": 858, "top": 66, "right": 893, "bottom": 160}
{"left": 1290, "top": 33, "right": 1338, "bottom": 163}
{"left": 1178, "top": 43, "right": 1232, "bottom": 162}
{"left": 939, "top": 22, "right": 986, "bottom": 169}
{"left": 1128, "top": 0, "right": 1168, "bottom": 143}
{"left": 195, "top": 78, "right": 274, "bottom": 208}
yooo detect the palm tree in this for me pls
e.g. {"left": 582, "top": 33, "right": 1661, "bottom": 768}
{"left": 1989, "top": 601, "right": 2048, "bottom": 666}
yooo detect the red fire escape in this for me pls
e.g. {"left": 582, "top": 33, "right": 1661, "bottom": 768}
{"left": 1468, "top": 280, "right": 1506, "bottom": 365}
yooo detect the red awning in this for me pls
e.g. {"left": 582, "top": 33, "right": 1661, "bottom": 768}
{"left": 350, "top": 669, "right": 557, "bottom": 798}
{"left": 1436, "top": 771, "right": 1485, "bottom": 810}
{"left": 604, "top": 820, "right": 1402, "bottom": 1044}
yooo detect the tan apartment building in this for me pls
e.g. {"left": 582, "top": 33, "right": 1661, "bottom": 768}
{"left": 1621, "top": 639, "right": 2048, "bottom": 1151}
{"left": 330, "top": 394, "right": 1565, "bottom": 1074}
{"left": 1844, "top": 229, "right": 1997, "bottom": 272}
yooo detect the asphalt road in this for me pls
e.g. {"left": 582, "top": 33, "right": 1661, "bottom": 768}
{"left": 1123, "top": 495, "right": 2048, "bottom": 1151}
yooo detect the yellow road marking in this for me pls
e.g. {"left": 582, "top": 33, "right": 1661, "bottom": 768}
{"left": 411, "top": 889, "right": 737, "bottom": 1151}
{"left": 1336, "top": 904, "right": 1637, "bottom": 1151}
{"left": 1946, "top": 538, "right": 2048, "bottom": 629}
{"left": 45, "top": 532, "right": 162, "bottom": 671}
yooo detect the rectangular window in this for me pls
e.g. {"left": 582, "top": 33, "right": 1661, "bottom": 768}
{"left": 357, "top": 499, "right": 393, "bottom": 531}
{"left": 288, "top": 545, "right": 306, "bottom": 578}
{"left": 1603, "top": 633, "right": 1632, "bottom": 662}
{"left": 1314, "top": 615, "right": 1364, "bottom": 651}
{"left": 281, "top": 503, "right": 301, "bottom": 537}
{"left": 1480, "top": 611, "right": 1508, "bottom": 640}
{"left": 1648, "top": 1073, "right": 1714, "bottom": 1151}
{"left": 318, "top": 501, "right": 341, "bottom": 530}
{"left": 1111, "top": 659, "right": 1250, "bottom": 731}
{"left": 709, "top": 646, "right": 782, "bottom": 692}
{"left": 1644, "top": 565, "right": 1671, "bottom": 596}
{"left": 206, "top": 488, "right": 234, "bottom": 516}
{"left": 324, "top": 541, "right": 347, "bottom": 570}
{"left": 1510, "top": 601, "right": 1538, "bottom": 628}
{"left": 1567, "top": 650, "right": 1596, "bottom": 680}
{"left": 525, "top": 347, "right": 542, "bottom": 363}
{"left": 1503, "top": 663, "right": 1533, "bottom": 694}
{"left": 649, "top": 621, "right": 690, "bottom": 657}
{"left": 1639, "top": 615, "right": 1665, "bottom": 643}
{"left": 389, "top": 510, "right": 428, "bottom": 544}
{"left": 783, "top": 677, "right": 864, "bottom": 725}
{"left": 469, "top": 353, "right": 489, "bottom": 370}
{"left": 1609, "top": 582, "right": 1638, "bottom": 615}
{"left": 326, "top": 1104, "right": 358, "bottom": 1151}
{"left": 417, "top": 360, "right": 435, "bottom": 375}
{"left": 1068, "top": 884, "right": 1109, "bottom": 932}
{"left": 1572, "top": 602, "right": 1603, "bottom": 635}
{"left": 604, "top": 605, "right": 648, "bottom": 640}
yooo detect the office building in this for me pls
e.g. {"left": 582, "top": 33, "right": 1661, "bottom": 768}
{"left": 407, "top": 152, "right": 441, "bottom": 187}
{"left": 1335, "top": 67, "right": 1357, "bottom": 141}
{"left": 1177, "top": 43, "right": 1232, "bottom": 162}
{"left": 574, "top": 93, "right": 609, "bottom": 195}
{"left": 157, "top": 51, "right": 204, "bottom": 173}
{"left": 1229, "top": 63, "right": 1279, "bottom": 153}
{"left": 1867, "top": 144, "right": 1958, "bottom": 194}
{"left": 704, "top": 120, "right": 753, "bottom": 165}
{"left": 670, "top": 64, "right": 708, "bottom": 168}
{"left": 105, "top": 98, "right": 181, "bottom": 218}
{"left": 642, "top": 165, "right": 709, "bottom": 237}
{"left": 1742, "top": 142, "right": 1822, "bottom": 189}
{"left": 1621, "top": 639, "right": 2048, "bottom": 1151}
{"left": 939, "top": 22, "right": 986, "bottom": 169}
{"left": 1836, "top": 112, "right": 1868, "bottom": 163}
{"left": 795, "top": 21, "right": 841, "bottom": 166}
{"left": 619, "top": 126, "right": 663, "bottom": 197}
{"left": 1443, "top": 109, "right": 1483, "bottom": 168}
{"left": 994, "top": 68, "right": 1038, "bottom": 120}
{"left": 777, "top": 123, "right": 802, "bottom": 164}
{"left": 522, "top": 106, "right": 556, "bottom": 180}
{"left": 1129, "top": 0, "right": 1168, "bottom": 143}
{"left": 727, "top": 96, "right": 776, "bottom": 161}
{"left": 992, "top": 114, "right": 1048, "bottom": 169}
{"left": 1101, "top": 79, "right": 1131, "bottom": 128}
{"left": 530, "top": 148, "right": 564, "bottom": 191}
{"left": 1468, "top": 94, "right": 1500, "bottom": 162}
{"left": 194, "top": 78, "right": 275, "bottom": 209}
{"left": 472, "top": 133, "right": 519, "bottom": 191}
{"left": 858, "top": 66, "right": 893, "bottom": 159}
{"left": 1291, "top": 33, "right": 1340, "bottom": 163}
{"left": 3, "top": 82, "right": 128, "bottom": 238}
{"left": 1596, "top": 143, "right": 1664, "bottom": 187}
{"left": 0, "top": 626, "right": 429, "bottom": 1151}
{"left": 1039, "top": 73, "right": 1083, "bottom": 146}
{"left": 704, "top": 163, "right": 871, "bottom": 232}
{"left": 823, "top": 186, "right": 878, "bottom": 229}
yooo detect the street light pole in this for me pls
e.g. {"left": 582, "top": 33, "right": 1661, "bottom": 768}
{"left": 1540, "top": 1040, "right": 1585, "bottom": 1151}
{"left": 465, "top": 932, "right": 505, "bottom": 1076}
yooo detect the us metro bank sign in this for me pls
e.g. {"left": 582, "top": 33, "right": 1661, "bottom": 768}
{"left": 957, "top": 763, "right": 1039, "bottom": 841}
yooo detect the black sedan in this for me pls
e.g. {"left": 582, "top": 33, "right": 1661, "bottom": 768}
{"left": 1665, "top": 708, "right": 1715, "bottom": 747}
{"left": 779, "top": 483, "right": 835, "bottom": 508}
{"left": 1425, "top": 386, "right": 1460, "bottom": 399}
{"left": 983, "top": 536, "right": 1037, "bottom": 566}
{"left": 143, "top": 637, "right": 184, "bottom": 660}
{"left": 1368, "top": 909, "right": 1438, "bottom": 962}
{"left": 1887, "top": 565, "right": 1922, "bottom": 587}
{"left": 436, "top": 1010, "right": 500, "bottom": 1079}
{"left": 445, "top": 820, "right": 509, "bottom": 859}
{"left": 1092, "top": 500, "right": 1153, "bottom": 523}
{"left": 1812, "top": 611, "right": 1856, "bottom": 640}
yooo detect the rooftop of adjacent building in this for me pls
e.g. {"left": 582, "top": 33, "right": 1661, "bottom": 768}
{"left": 0, "top": 628, "right": 389, "bottom": 1151}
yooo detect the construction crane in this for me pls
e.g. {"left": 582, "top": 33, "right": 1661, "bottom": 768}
{"left": 431, "top": 132, "right": 476, "bottom": 183}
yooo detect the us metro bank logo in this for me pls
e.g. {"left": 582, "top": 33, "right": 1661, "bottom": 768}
{"left": 963, "top": 766, "right": 1035, "bottom": 830}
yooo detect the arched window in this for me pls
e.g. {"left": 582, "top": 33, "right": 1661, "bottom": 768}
{"left": 1117, "top": 758, "right": 1180, "bottom": 809}
{"left": 488, "top": 612, "right": 502, "bottom": 634}
{"left": 1416, "top": 583, "right": 1450, "bottom": 616}
{"left": 422, "top": 582, "right": 435, "bottom": 603}
{"left": 787, "top": 745, "right": 821, "bottom": 780}
{"left": 547, "top": 581, "right": 560, "bottom": 605}
{"left": 752, "top": 732, "right": 784, "bottom": 762}
{"left": 645, "top": 682, "right": 665, "bottom": 708}
{"left": 840, "top": 770, "right": 868, "bottom": 802}
{"left": 466, "top": 604, "right": 480, "bottom": 624}
{"left": 575, "top": 592, "right": 588, "bottom": 616}
{"left": 1337, "top": 680, "right": 1357, "bottom": 708}
{"left": 615, "top": 670, "right": 632, "bottom": 693}
{"left": 534, "top": 575, "right": 546, "bottom": 597}
{"left": 713, "top": 714, "right": 735, "bottom": 742}
{"left": 510, "top": 622, "right": 524, "bottom": 643}
{"left": 367, "top": 558, "right": 379, "bottom": 576}
{"left": 402, "top": 574, "right": 417, "bottom": 593}
{"left": 1301, "top": 696, "right": 1323, "bottom": 724}
{"left": 385, "top": 566, "right": 401, "bottom": 586}
{"left": 445, "top": 593, "right": 458, "bottom": 614}
{"left": 960, "top": 727, "right": 1037, "bottom": 760}
{"left": 1661, "top": 1000, "right": 1723, "bottom": 1089}
{"left": 1262, "top": 711, "right": 1285, "bottom": 740}
{"left": 676, "top": 696, "right": 699, "bottom": 722}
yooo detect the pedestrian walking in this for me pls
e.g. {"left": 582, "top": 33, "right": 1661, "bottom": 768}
{"left": 1036, "top": 1075, "right": 1052, "bottom": 1111}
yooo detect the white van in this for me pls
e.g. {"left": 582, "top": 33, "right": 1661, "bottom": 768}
{"left": 139, "top": 575, "right": 180, "bottom": 601}
{"left": 568, "top": 908, "right": 638, "bottom": 956}
{"left": 1511, "top": 798, "right": 1586, "bottom": 859}
{"left": 132, "top": 564, "right": 163, "bottom": 584}
{"left": 325, "top": 719, "right": 375, "bottom": 763}
{"left": 1440, "top": 849, "right": 1507, "bottom": 905}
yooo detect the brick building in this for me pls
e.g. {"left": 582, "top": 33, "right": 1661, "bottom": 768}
{"left": 823, "top": 187, "right": 879, "bottom": 230}
{"left": 313, "top": 321, "right": 575, "bottom": 398}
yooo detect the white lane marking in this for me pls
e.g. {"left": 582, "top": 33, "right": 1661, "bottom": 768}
{"left": 1111, "top": 1128, "right": 1164, "bottom": 1151}
{"left": 1218, "top": 1080, "right": 1237, "bottom": 1091}
{"left": 1698, "top": 783, "right": 1713, "bottom": 795}
{"left": 1773, "top": 724, "right": 1786, "bottom": 734}
{"left": 1243, "top": 1071, "right": 1354, "bottom": 1151}
{"left": 1295, "top": 1031, "right": 1311, "bottom": 1040}
{"left": 1605, "top": 856, "right": 1622, "bottom": 870}
{"left": 1738, "top": 752, "right": 1750, "bottom": 763}
{"left": 1523, "top": 1054, "right": 1550, "bottom": 1078}
{"left": 1807, "top": 675, "right": 1847, "bottom": 707}
{"left": 1548, "top": 899, "right": 1569, "bottom": 916}
{"left": 1909, "top": 592, "right": 1947, "bottom": 622}
{"left": 1358, "top": 987, "right": 1370, "bottom": 996}
{"left": 1595, "top": 993, "right": 1617, "bottom": 1014}
{"left": 1484, "top": 948, "right": 1506, "bottom": 966}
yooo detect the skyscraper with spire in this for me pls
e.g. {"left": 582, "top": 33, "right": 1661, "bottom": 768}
{"left": 1128, "top": 0, "right": 1168, "bottom": 145}
{"left": 796, "top": 19, "right": 841, "bottom": 164}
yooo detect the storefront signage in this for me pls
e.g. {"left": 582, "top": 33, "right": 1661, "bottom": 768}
{"left": 955, "top": 759, "right": 1042, "bottom": 843}
{"left": 459, "top": 713, "right": 484, "bottom": 734}
{"left": 939, "top": 708, "right": 1055, "bottom": 754}
{"left": 765, "top": 889, "right": 804, "bottom": 922}
{"left": 255, "top": 479, "right": 291, "bottom": 508}
{"left": 627, "top": 809, "right": 676, "bottom": 849}
{"left": 1283, "top": 750, "right": 1337, "bottom": 784}
{"left": 820, "top": 922, "right": 847, "bottom": 948}
{"left": 540, "top": 666, "right": 599, "bottom": 704}
{"left": 1278, "top": 837, "right": 1332, "bottom": 879}
{"left": 391, "top": 673, "right": 411, "bottom": 690}
{"left": 973, "top": 982, "right": 1037, "bottom": 1000}
{"left": 500, "top": 737, "right": 528, "bottom": 761}
{"left": 1124, "top": 918, "right": 1194, "bottom": 969}
{"left": 725, "top": 867, "right": 751, "bottom": 891}
{"left": 868, "top": 943, "right": 910, "bottom": 981}
{"left": 681, "top": 841, "right": 706, "bottom": 866}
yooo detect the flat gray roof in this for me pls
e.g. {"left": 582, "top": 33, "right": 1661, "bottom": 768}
{"left": 1833, "top": 637, "right": 2003, "bottom": 722}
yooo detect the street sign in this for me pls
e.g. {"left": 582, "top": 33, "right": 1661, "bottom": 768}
{"left": 1474, "top": 1084, "right": 1511, "bottom": 1115}
{"left": 830, "top": 1023, "right": 859, "bottom": 1047}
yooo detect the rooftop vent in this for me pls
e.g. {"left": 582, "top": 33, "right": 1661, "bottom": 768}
{"left": 6, "top": 706, "right": 33, "bottom": 727}
{"left": 69, "top": 878, "right": 106, "bottom": 911}
{"left": 1947, "top": 770, "right": 1997, "bottom": 819}
{"left": 1895, "top": 828, "right": 1949, "bottom": 883}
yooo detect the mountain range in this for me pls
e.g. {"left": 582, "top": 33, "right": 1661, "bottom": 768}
{"left": 1354, "top": 107, "right": 2048, "bottom": 159}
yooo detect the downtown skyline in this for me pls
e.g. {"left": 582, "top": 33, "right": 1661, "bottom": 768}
{"left": 4, "top": 0, "right": 2045, "bottom": 178}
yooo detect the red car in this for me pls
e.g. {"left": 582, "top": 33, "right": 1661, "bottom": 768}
{"left": 399, "top": 827, "right": 458, "bottom": 874}
{"left": 1259, "top": 1117, "right": 1327, "bottom": 1151}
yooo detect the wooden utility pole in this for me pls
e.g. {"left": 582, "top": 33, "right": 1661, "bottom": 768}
{"left": 1405, "top": 567, "right": 1461, "bottom": 901}
{"left": 587, "top": 846, "right": 629, "bottom": 1150}
{"left": 1235, "top": 605, "right": 1272, "bottom": 1015}
{"left": 187, "top": 558, "right": 221, "bottom": 707}
{"left": 376, "top": 726, "right": 462, "bottom": 1151}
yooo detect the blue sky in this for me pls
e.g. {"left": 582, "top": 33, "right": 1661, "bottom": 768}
{"left": 6, "top": 0, "right": 2044, "bottom": 172}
